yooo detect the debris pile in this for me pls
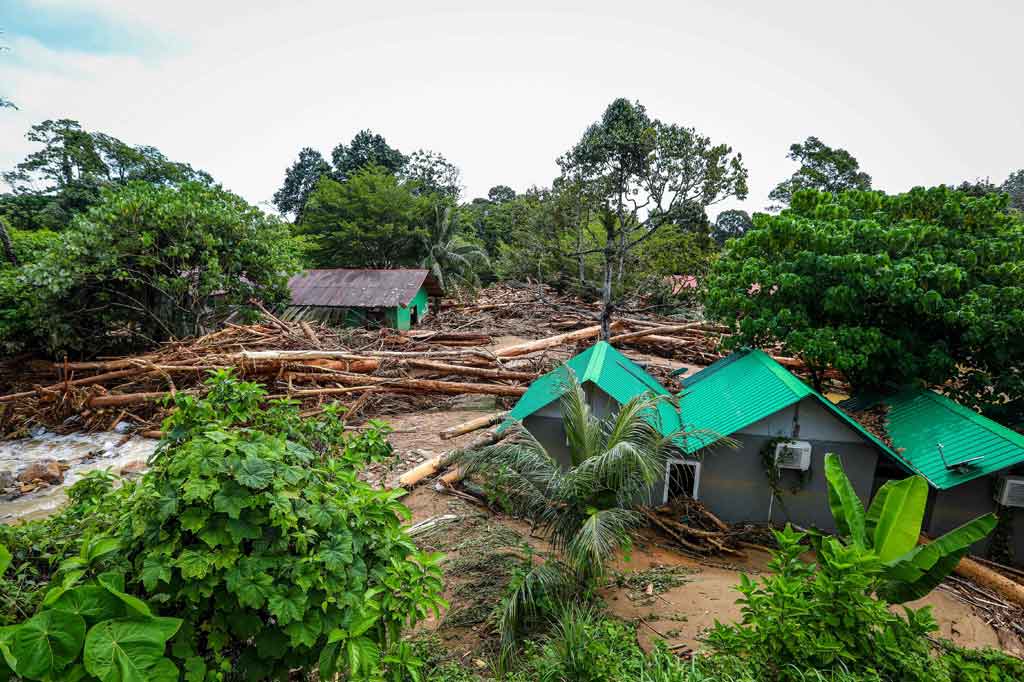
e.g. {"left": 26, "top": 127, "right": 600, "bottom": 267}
{"left": 640, "top": 498, "right": 777, "bottom": 559}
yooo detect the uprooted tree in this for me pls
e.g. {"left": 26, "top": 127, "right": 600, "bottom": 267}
{"left": 703, "top": 187, "right": 1024, "bottom": 416}
{"left": 558, "top": 98, "right": 748, "bottom": 337}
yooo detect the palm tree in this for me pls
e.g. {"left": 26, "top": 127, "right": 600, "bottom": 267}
{"left": 420, "top": 203, "right": 488, "bottom": 291}
{"left": 450, "top": 369, "right": 710, "bottom": 653}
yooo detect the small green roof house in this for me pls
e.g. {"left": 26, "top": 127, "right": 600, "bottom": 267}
{"left": 283, "top": 269, "right": 443, "bottom": 330}
{"left": 506, "top": 345, "right": 1024, "bottom": 562}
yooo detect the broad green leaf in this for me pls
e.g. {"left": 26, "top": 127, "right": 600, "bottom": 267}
{"left": 83, "top": 617, "right": 182, "bottom": 682}
{"left": 318, "top": 640, "right": 340, "bottom": 680}
{"left": 0, "top": 544, "right": 10, "bottom": 576}
{"left": 176, "top": 549, "right": 216, "bottom": 580}
{"left": 235, "top": 456, "right": 274, "bottom": 489}
{"left": 823, "top": 453, "right": 866, "bottom": 547}
{"left": 184, "top": 656, "right": 206, "bottom": 682}
{"left": 10, "top": 610, "right": 86, "bottom": 678}
{"left": 864, "top": 478, "right": 893, "bottom": 545}
{"left": 84, "top": 537, "right": 121, "bottom": 564}
{"left": 213, "top": 482, "right": 249, "bottom": 519}
{"left": 52, "top": 586, "right": 125, "bottom": 624}
{"left": 879, "top": 513, "right": 998, "bottom": 603}
{"left": 871, "top": 475, "right": 929, "bottom": 562}
{"left": 140, "top": 556, "right": 173, "bottom": 591}
{"left": 346, "top": 635, "right": 380, "bottom": 676}
{"left": 267, "top": 590, "right": 306, "bottom": 625}
{"left": 98, "top": 572, "right": 152, "bottom": 617}
{"left": 179, "top": 507, "right": 210, "bottom": 533}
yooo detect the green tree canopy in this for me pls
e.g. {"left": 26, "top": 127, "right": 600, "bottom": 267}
{"left": 330, "top": 129, "right": 406, "bottom": 180}
{"left": 768, "top": 136, "right": 872, "bottom": 206}
{"left": 1, "top": 120, "right": 210, "bottom": 231}
{"left": 8, "top": 181, "right": 299, "bottom": 355}
{"left": 271, "top": 147, "right": 331, "bottom": 219}
{"left": 401, "top": 149, "right": 462, "bottom": 199}
{"left": 559, "top": 98, "right": 748, "bottom": 335}
{"left": 299, "top": 165, "right": 430, "bottom": 268}
{"left": 711, "top": 208, "right": 753, "bottom": 246}
{"left": 703, "top": 187, "right": 1024, "bottom": 412}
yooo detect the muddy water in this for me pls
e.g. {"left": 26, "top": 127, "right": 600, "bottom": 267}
{"left": 0, "top": 429, "right": 157, "bottom": 523}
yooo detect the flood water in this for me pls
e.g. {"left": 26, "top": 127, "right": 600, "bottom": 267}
{"left": 0, "top": 429, "right": 157, "bottom": 523}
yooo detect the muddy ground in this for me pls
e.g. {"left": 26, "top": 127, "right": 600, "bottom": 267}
{"left": 382, "top": 408, "right": 1024, "bottom": 666}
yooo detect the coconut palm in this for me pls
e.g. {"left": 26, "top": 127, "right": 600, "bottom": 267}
{"left": 420, "top": 203, "right": 488, "bottom": 291}
{"left": 450, "top": 369, "right": 718, "bottom": 653}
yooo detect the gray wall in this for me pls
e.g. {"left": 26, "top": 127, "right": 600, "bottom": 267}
{"left": 926, "top": 473, "right": 1024, "bottom": 564}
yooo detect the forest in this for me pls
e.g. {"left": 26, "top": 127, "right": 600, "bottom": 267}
{"left": 2, "top": 96, "right": 1024, "bottom": 682}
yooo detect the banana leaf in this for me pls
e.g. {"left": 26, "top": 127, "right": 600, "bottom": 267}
{"left": 870, "top": 475, "right": 929, "bottom": 562}
{"left": 878, "top": 513, "right": 997, "bottom": 603}
{"left": 823, "top": 453, "right": 866, "bottom": 547}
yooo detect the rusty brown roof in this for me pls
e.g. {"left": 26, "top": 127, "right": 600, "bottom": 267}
{"left": 287, "top": 269, "right": 443, "bottom": 308}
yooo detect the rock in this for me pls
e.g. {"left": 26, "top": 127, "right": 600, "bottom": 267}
{"left": 0, "top": 469, "right": 15, "bottom": 491}
{"left": 119, "top": 460, "right": 147, "bottom": 476}
{"left": 17, "top": 459, "right": 64, "bottom": 485}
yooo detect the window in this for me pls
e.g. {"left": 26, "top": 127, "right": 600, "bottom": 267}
{"left": 663, "top": 459, "right": 702, "bottom": 503}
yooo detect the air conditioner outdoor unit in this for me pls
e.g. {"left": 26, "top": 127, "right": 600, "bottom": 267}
{"left": 774, "top": 440, "right": 812, "bottom": 471}
{"left": 995, "top": 476, "right": 1024, "bottom": 508}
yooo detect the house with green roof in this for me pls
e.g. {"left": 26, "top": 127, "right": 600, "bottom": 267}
{"left": 505, "top": 344, "right": 1024, "bottom": 559}
{"left": 840, "top": 389, "right": 1024, "bottom": 561}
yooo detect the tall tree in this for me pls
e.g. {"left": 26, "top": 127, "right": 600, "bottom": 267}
{"left": 298, "top": 165, "right": 429, "bottom": 268}
{"left": 559, "top": 98, "right": 748, "bottom": 337}
{"left": 419, "top": 202, "right": 487, "bottom": 290}
{"left": 402, "top": 149, "right": 462, "bottom": 199}
{"left": 330, "top": 129, "right": 406, "bottom": 180}
{"left": 1002, "top": 169, "right": 1024, "bottom": 213}
{"left": 769, "top": 136, "right": 872, "bottom": 206}
{"left": 711, "top": 208, "right": 753, "bottom": 246}
{"left": 487, "top": 185, "right": 516, "bottom": 203}
{"left": 272, "top": 147, "right": 331, "bottom": 219}
{"left": 703, "top": 187, "right": 1024, "bottom": 414}
{"left": 11, "top": 182, "right": 299, "bottom": 353}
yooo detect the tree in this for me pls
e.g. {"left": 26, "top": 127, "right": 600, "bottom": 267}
{"left": 703, "top": 187, "right": 1024, "bottom": 412}
{"left": 711, "top": 209, "right": 753, "bottom": 246}
{"left": 2, "top": 120, "right": 210, "bottom": 231}
{"left": 0, "top": 216, "right": 15, "bottom": 266}
{"left": 12, "top": 181, "right": 300, "bottom": 354}
{"left": 419, "top": 202, "right": 487, "bottom": 290}
{"left": 272, "top": 147, "right": 331, "bottom": 219}
{"left": 823, "top": 453, "right": 996, "bottom": 603}
{"left": 402, "top": 149, "right": 462, "bottom": 199}
{"left": 487, "top": 185, "right": 516, "bottom": 203}
{"left": 449, "top": 371, "right": 681, "bottom": 651}
{"left": 299, "top": 165, "right": 429, "bottom": 268}
{"left": 1002, "top": 169, "right": 1024, "bottom": 213}
{"left": 768, "top": 136, "right": 872, "bottom": 206}
{"left": 330, "top": 129, "right": 406, "bottom": 180}
{"left": 559, "top": 98, "right": 748, "bottom": 336}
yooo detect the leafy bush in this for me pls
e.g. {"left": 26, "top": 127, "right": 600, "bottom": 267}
{"left": 706, "top": 525, "right": 942, "bottom": 681}
{"left": 114, "top": 371, "right": 444, "bottom": 680}
{"left": 0, "top": 470, "right": 129, "bottom": 625}
{"left": 824, "top": 453, "right": 996, "bottom": 603}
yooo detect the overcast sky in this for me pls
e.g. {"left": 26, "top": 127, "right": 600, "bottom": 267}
{"left": 2, "top": 0, "right": 1022, "bottom": 216}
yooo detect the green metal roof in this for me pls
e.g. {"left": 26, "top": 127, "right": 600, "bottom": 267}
{"left": 676, "top": 350, "right": 900, "bottom": 461}
{"left": 503, "top": 341, "right": 682, "bottom": 434}
{"left": 843, "top": 389, "right": 1024, "bottom": 490}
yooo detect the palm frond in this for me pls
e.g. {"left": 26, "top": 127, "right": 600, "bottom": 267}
{"left": 565, "top": 507, "right": 643, "bottom": 578}
{"left": 494, "top": 559, "right": 578, "bottom": 660}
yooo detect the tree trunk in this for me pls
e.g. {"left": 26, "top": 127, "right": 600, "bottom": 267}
{"left": 0, "top": 222, "right": 17, "bottom": 266}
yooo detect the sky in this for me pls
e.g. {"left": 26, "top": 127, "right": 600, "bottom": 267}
{"left": 1, "top": 0, "right": 1022, "bottom": 216}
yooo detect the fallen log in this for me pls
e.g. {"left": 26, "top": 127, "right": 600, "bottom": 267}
{"left": 493, "top": 322, "right": 623, "bottom": 358}
{"left": 398, "top": 455, "right": 446, "bottom": 487}
{"left": 404, "top": 360, "right": 535, "bottom": 382}
{"left": 299, "top": 321, "right": 321, "bottom": 347}
{"left": 952, "top": 551, "right": 1024, "bottom": 609}
{"left": 608, "top": 323, "right": 705, "bottom": 344}
{"left": 439, "top": 411, "right": 509, "bottom": 440}
{"left": 87, "top": 391, "right": 175, "bottom": 408}
{"left": 283, "top": 372, "right": 528, "bottom": 397}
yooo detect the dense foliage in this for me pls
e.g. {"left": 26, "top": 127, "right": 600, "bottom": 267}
{"left": 824, "top": 453, "right": 996, "bottom": 603}
{"left": 2, "top": 181, "right": 300, "bottom": 355}
{"left": 706, "top": 525, "right": 1023, "bottom": 682}
{"left": 0, "top": 372, "right": 445, "bottom": 680}
{"left": 1, "top": 119, "right": 210, "bottom": 232}
{"left": 768, "top": 135, "right": 872, "bottom": 206}
{"left": 704, "top": 187, "right": 1024, "bottom": 412}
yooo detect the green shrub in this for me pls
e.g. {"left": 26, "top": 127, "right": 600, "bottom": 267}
{"left": 705, "top": 525, "right": 941, "bottom": 681}
{"left": 113, "top": 372, "right": 444, "bottom": 679}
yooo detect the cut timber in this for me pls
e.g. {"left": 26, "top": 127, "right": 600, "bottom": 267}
{"left": 439, "top": 411, "right": 509, "bottom": 440}
{"left": 398, "top": 455, "right": 445, "bottom": 487}
{"left": 608, "top": 323, "right": 705, "bottom": 344}
{"left": 404, "top": 360, "right": 535, "bottom": 382}
{"left": 87, "top": 391, "right": 174, "bottom": 408}
{"left": 284, "top": 372, "right": 527, "bottom": 397}
{"left": 299, "top": 321, "right": 321, "bottom": 347}
{"left": 952, "top": 552, "right": 1024, "bottom": 609}
{"left": 493, "top": 322, "right": 623, "bottom": 358}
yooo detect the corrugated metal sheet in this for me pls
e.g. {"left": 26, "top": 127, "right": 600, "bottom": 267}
{"left": 846, "top": 389, "right": 1024, "bottom": 490}
{"left": 676, "top": 350, "right": 898, "bottom": 461}
{"left": 287, "top": 269, "right": 442, "bottom": 308}
{"left": 504, "top": 342, "right": 683, "bottom": 435}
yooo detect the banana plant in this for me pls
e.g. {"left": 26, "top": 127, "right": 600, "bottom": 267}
{"left": 823, "top": 453, "right": 997, "bottom": 603}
